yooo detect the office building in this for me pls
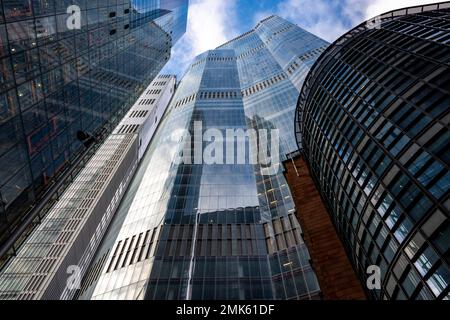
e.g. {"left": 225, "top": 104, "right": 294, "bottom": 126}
{"left": 0, "top": 0, "right": 188, "bottom": 250}
{"left": 75, "top": 16, "right": 330, "bottom": 300}
{"left": 297, "top": 2, "right": 450, "bottom": 299}
{"left": 0, "top": 75, "right": 176, "bottom": 299}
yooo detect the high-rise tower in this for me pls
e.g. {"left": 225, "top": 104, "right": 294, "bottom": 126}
{"left": 76, "top": 16, "right": 330, "bottom": 300}
{"left": 0, "top": 0, "right": 188, "bottom": 251}
{"left": 0, "top": 74, "right": 177, "bottom": 299}
{"left": 297, "top": 2, "right": 450, "bottom": 299}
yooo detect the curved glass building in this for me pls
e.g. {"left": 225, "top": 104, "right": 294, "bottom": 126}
{"left": 296, "top": 2, "right": 450, "bottom": 299}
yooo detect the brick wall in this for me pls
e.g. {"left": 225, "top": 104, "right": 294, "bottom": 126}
{"left": 284, "top": 155, "right": 366, "bottom": 300}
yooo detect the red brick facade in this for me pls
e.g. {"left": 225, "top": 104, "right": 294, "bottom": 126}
{"left": 284, "top": 156, "right": 366, "bottom": 300}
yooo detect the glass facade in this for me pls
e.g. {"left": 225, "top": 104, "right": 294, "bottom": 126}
{"left": 0, "top": 0, "right": 188, "bottom": 247}
{"left": 0, "top": 75, "right": 176, "bottom": 300}
{"left": 297, "top": 3, "right": 450, "bottom": 300}
{"left": 78, "top": 16, "right": 328, "bottom": 300}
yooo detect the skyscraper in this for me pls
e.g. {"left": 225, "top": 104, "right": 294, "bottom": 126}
{"left": 0, "top": 74, "right": 177, "bottom": 300}
{"left": 0, "top": 0, "right": 188, "bottom": 250}
{"left": 75, "top": 16, "right": 329, "bottom": 300}
{"left": 297, "top": 2, "right": 450, "bottom": 299}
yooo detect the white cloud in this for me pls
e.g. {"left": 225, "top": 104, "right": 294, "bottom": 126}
{"left": 275, "top": 0, "right": 350, "bottom": 42}
{"left": 254, "top": 0, "right": 449, "bottom": 43}
{"left": 163, "top": 0, "right": 449, "bottom": 77}
{"left": 364, "top": 0, "right": 448, "bottom": 18}
{"left": 161, "top": 0, "right": 240, "bottom": 78}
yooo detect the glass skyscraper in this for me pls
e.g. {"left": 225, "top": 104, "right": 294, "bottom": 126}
{"left": 0, "top": 0, "right": 188, "bottom": 249}
{"left": 0, "top": 75, "right": 177, "bottom": 300}
{"left": 76, "top": 16, "right": 329, "bottom": 300}
{"left": 297, "top": 2, "right": 450, "bottom": 299}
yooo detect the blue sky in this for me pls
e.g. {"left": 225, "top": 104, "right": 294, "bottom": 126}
{"left": 161, "top": 0, "right": 447, "bottom": 79}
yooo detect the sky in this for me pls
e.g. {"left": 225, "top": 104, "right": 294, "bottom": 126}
{"left": 161, "top": 0, "right": 448, "bottom": 79}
